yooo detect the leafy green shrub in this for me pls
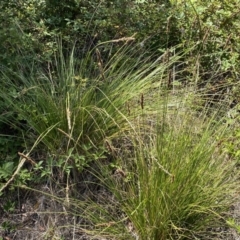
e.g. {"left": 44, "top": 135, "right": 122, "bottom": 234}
{"left": 170, "top": 0, "right": 240, "bottom": 102}
{"left": 0, "top": 0, "right": 178, "bottom": 71}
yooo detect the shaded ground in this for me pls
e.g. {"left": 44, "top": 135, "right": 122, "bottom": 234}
{"left": 0, "top": 164, "right": 127, "bottom": 240}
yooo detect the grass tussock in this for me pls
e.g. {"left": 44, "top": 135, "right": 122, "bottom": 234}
{"left": 95, "top": 99, "right": 240, "bottom": 239}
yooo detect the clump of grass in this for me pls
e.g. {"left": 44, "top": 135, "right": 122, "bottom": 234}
{"left": 96, "top": 95, "right": 240, "bottom": 239}
{"left": 0, "top": 42, "right": 180, "bottom": 171}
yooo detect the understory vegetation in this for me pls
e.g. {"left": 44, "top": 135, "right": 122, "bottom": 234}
{"left": 1, "top": 0, "right": 240, "bottom": 239}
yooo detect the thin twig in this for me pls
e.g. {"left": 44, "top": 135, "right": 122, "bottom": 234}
{"left": 97, "top": 33, "right": 136, "bottom": 46}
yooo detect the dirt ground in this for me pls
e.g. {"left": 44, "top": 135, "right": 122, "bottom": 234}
{"left": 1, "top": 169, "right": 240, "bottom": 240}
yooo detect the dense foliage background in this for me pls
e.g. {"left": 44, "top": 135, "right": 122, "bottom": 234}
{"left": 1, "top": 0, "right": 240, "bottom": 91}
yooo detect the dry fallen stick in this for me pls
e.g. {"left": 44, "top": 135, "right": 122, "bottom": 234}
{"left": 0, "top": 152, "right": 35, "bottom": 193}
